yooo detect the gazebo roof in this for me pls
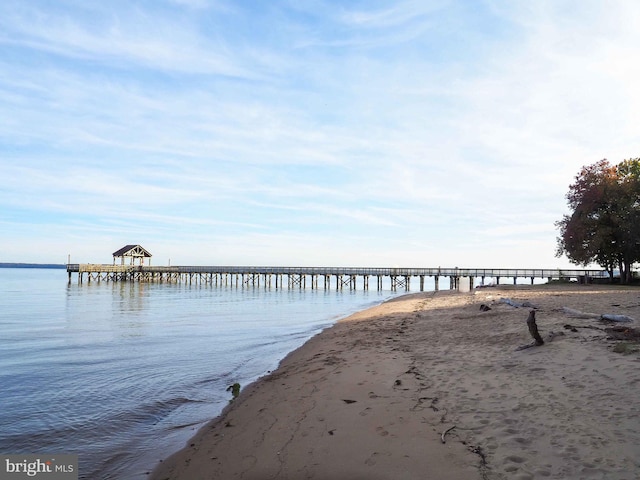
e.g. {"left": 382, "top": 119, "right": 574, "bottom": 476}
{"left": 112, "top": 245, "right": 152, "bottom": 258}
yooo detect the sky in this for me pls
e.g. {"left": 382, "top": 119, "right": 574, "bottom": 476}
{"left": 1, "top": 0, "right": 639, "bottom": 268}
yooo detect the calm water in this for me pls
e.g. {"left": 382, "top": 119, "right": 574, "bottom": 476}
{"left": 0, "top": 268, "right": 409, "bottom": 479}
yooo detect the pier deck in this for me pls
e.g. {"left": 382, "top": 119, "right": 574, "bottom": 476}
{"left": 66, "top": 264, "right": 608, "bottom": 292}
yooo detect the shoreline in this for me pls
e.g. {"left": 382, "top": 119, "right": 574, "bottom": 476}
{"left": 150, "top": 284, "right": 640, "bottom": 479}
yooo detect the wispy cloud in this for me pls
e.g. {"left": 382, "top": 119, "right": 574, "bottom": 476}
{"left": 1, "top": 0, "right": 639, "bottom": 266}
{"left": 0, "top": 2, "right": 258, "bottom": 78}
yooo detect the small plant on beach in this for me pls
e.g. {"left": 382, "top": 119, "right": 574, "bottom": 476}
{"left": 226, "top": 382, "right": 241, "bottom": 401}
{"left": 612, "top": 342, "right": 638, "bottom": 355}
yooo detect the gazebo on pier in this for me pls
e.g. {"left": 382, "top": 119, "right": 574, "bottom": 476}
{"left": 112, "top": 245, "right": 152, "bottom": 266}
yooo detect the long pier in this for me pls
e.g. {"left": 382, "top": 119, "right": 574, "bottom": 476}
{"left": 66, "top": 264, "right": 608, "bottom": 292}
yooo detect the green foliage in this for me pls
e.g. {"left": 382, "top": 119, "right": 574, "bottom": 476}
{"left": 612, "top": 342, "right": 638, "bottom": 355}
{"left": 556, "top": 158, "right": 640, "bottom": 283}
{"left": 226, "top": 382, "right": 241, "bottom": 401}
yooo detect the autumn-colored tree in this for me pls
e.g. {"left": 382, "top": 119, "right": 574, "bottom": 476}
{"left": 556, "top": 158, "right": 640, "bottom": 283}
{"left": 616, "top": 158, "right": 640, "bottom": 281}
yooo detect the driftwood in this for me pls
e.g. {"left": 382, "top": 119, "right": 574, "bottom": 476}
{"left": 500, "top": 298, "right": 538, "bottom": 309}
{"left": 604, "top": 325, "right": 640, "bottom": 341}
{"left": 601, "top": 314, "right": 634, "bottom": 323}
{"left": 562, "top": 307, "right": 634, "bottom": 323}
{"left": 515, "top": 310, "right": 545, "bottom": 351}
{"left": 527, "top": 310, "right": 544, "bottom": 345}
{"left": 441, "top": 425, "right": 456, "bottom": 444}
{"left": 563, "top": 323, "right": 604, "bottom": 332}
{"left": 561, "top": 307, "right": 600, "bottom": 319}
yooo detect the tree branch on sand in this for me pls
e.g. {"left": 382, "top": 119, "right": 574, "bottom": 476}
{"left": 441, "top": 425, "right": 456, "bottom": 444}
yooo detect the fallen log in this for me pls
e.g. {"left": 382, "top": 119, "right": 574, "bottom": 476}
{"left": 561, "top": 307, "right": 600, "bottom": 319}
{"left": 562, "top": 307, "right": 634, "bottom": 323}
{"left": 500, "top": 298, "right": 538, "bottom": 309}
{"left": 601, "top": 314, "right": 634, "bottom": 323}
{"left": 563, "top": 324, "right": 604, "bottom": 332}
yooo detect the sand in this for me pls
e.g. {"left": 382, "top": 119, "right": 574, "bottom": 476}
{"left": 150, "top": 284, "right": 640, "bottom": 480}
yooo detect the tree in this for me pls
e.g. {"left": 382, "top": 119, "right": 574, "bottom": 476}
{"left": 616, "top": 158, "right": 640, "bottom": 282}
{"left": 556, "top": 158, "right": 640, "bottom": 283}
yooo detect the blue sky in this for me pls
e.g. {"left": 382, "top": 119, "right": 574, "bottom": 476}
{"left": 1, "top": 0, "right": 639, "bottom": 267}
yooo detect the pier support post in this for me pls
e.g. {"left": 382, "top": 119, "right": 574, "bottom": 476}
{"left": 434, "top": 276, "right": 439, "bottom": 291}
{"left": 390, "top": 276, "right": 409, "bottom": 291}
{"left": 419, "top": 275, "right": 424, "bottom": 291}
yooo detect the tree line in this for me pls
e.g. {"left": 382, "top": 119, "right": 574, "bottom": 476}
{"left": 556, "top": 158, "right": 640, "bottom": 283}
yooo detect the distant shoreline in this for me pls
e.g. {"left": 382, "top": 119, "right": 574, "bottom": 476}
{"left": 0, "top": 263, "right": 66, "bottom": 269}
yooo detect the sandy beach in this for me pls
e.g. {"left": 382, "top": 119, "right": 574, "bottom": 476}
{"left": 150, "top": 284, "right": 640, "bottom": 480}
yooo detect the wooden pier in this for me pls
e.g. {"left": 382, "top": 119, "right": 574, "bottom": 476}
{"left": 66, "top": 264, "right": 608, "bottom": 292}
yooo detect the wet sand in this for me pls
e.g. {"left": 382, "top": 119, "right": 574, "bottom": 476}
{"left": 150, "top": 284, "right": 640, "bottom": 479}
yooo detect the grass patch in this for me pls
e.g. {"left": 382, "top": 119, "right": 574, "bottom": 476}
{"left": 226, "top": 382, "right": 241, "bottom": 401}
{"left": 612, "top": 342, "right": 638, "bottom": 355}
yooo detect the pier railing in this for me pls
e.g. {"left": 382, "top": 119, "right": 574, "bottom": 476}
{"left": 66, "top": 264, "right": 609, "bottom": 291}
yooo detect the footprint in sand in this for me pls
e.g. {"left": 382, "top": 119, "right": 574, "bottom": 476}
{"left": 364, "top": 452, "right": 379, "bottom": 466}
{"left": 502, "top": 455, "right": 526, "bottom": 471}
{"left": 503, "top": 455, "right": 532, "bottom": 479}
{"left": 512, "top": 437, "right": 532, "bottom": 446}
